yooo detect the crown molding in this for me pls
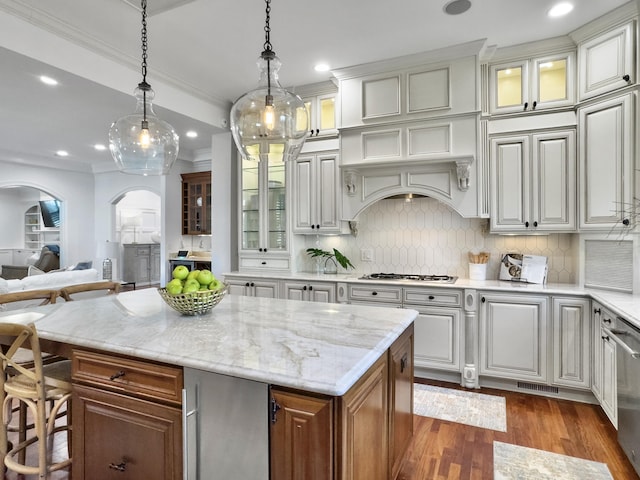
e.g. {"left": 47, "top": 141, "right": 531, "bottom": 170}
{"left": 570, "top": 1, "right": 638, "bottom": 44}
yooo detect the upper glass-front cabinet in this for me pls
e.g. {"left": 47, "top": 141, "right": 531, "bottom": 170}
{"left": 303, "top": 93, "right": 337, "bottom": 137}
{"left": 489, "top": 52, "right": 575, "bottom": 114}
{"left": 240, "top": 155, "right": 287, "bottom": 252}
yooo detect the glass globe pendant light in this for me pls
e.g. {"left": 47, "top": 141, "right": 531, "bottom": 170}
{"left": 109, "top": 0, "right": 179, "bottom": 175}
{"left": 230, "top": 0, "right": 309, "bottom": 163}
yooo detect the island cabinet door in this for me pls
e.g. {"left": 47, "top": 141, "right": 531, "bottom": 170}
{"left": 389, "top": 324, "right": 414, "bottom": 480}
{"left": 337, "top": 354, "right": 389, "bottom": 480}
{"left": 270, "top": 388, "right": 334, "bottom": 480}
{"left": 72, "top": 384, "right": 182, "bottom": 480}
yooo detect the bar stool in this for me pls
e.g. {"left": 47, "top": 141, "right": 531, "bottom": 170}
{"left": 0, "top": 322, "right": 72, "bottom": 478}
{"left": 59, "top": 281, "right": 121, "bottom": 301}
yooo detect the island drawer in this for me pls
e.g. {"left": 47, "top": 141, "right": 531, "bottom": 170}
{"left": 72, "top": 350, "right": 183, "bottom": 406}
{"left": 348, "top": 284, "right": 403, "bottom": 304}
{"left": 403, "top": 288, "right": 462, "bottom": 307}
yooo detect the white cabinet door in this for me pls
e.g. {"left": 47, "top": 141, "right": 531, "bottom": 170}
{"left": 292, "top": 152, "right": 341, "bottom": 234}
{"left": 578, "top": 22, "right": 634, "bottom": 101}
{"left": 413, "top": 306, "right": 461, "bottom": 372}
{"left": 0, "top": 249, "right": 14, "bottom": 266}
{"left": 490, "top": 130, "right": 576, "bottom": 233}
{"left": 579, "top": 93, "right": 634, "bottom": 230}
{"left": 282, "top": 281, "right": 337, "bottom": 303}
{"left": 601, "top": 332, "right": 618, "bottom": 428}
{"left": 490, "top": 135, "right": 529, "bottom": 232}
{"left": 479, "top": 293, "right": 548, "bottom": 382}
{"left": 224, "top": 277, "right": 279, "bottom": 298}
{"left": 531, "top": 130, "right": 576, "bottom": 231}
{"left": 551, "top": 297, "right": 590, "bottom": 389}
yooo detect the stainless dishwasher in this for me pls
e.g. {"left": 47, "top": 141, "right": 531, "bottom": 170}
{"left": 606, "top": 317, "right": 640, "bottom": 477}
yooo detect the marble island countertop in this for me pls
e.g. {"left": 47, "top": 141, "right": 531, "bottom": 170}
{"left": 0, "top": 289, "right": 416, "bottom": 396}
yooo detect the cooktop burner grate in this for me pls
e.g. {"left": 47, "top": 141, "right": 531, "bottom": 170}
{"left": 359, "top": 273, "right": 457, "bottom": 283}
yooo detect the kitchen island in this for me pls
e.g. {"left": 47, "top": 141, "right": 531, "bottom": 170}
{"left": 0, "top": 289, "right": 417, "bottom": 480}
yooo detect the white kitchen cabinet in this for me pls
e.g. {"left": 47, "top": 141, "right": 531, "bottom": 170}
{"left": 592, "top": 302, "right": 618, "bottom": 427}
{"left": 403, "top": 288, "right": 463, "bottom": 373}
{"left": 479, "top": 293, "right": 548, "bottom": 382}
{"left": 225, "top": 276, "right": 279, "bottom": 298}
{"left": 12, "top": 248, "right": 40, "bottom": 265}
{"left": 490, "top": 129, "right": 576, "bottom": 233}
{"left": 578, "top": 93, "right": 634, "bottom": 231}
{"left": 281, "top": 280, "right": 336, "bottom": 303}
{"left": 238, "top": 154, "right": 289, "bottom": 271}
{"left": 302, "top": 93, "right": 337, "bottom": 138}
{"left": 489, "top": 51, "right": 575, "bottom": 114}
{"left": 0, "top": 249, "right": 13, "bottom": 267}
{"left": 551, "top": 297, "right": 590, "bottom": 389}
{"left": 122, "top": 243, "right": 160, "bottom": 285}
{"left": 347, "top": 284, "right": 403, "bottom": 306}
{"left": 412, "top": 306, "right": 462, "bottom": 373}
{"left": 292, "top": 152, "right": 343, "bottom": 234}
{"left": 578, "top": 21, "right": 634, "bottom": 101}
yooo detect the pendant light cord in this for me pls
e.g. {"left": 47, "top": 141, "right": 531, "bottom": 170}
{"left": 262, "top": 0, "right": 274, "bottom": 105}
{"left": 139, "top": 0, "right": 149, "bottom": 126}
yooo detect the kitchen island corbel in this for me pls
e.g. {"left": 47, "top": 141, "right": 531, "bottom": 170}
{"left": 0, "top": 289, "right": 416, "bottom": 480}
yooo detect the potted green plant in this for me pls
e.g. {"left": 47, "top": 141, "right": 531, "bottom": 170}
{"left": 305, "top": 248, "right": 354, "bottom": 274}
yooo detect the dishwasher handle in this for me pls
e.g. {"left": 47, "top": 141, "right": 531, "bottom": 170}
{"left": 603, "top": 327, "right": 640, "bottom": 358}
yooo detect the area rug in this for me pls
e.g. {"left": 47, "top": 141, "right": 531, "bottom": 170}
{"left": 413, "top": 384, "right": 507, "bottom": 432}
{"left": 493, "top": 442, "right": 614, "bottom": 480}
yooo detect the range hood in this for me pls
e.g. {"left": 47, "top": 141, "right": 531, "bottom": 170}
{"left": 340, "top": 155, "right": 480, "bottom": 220}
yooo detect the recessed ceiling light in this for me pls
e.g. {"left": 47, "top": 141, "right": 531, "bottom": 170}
{"left": 314, "top": 63, "right": 330, "bottom": 73}
{"left": 443, "top": 0, "right": 471, "bottom": 15}
{"left": 548, "top": 2, "right": 573, "bottom": 17}
{"left": 186, "top": 130, "right": 198, "bottom": 138}
{"left": 55, "top": 150, "right": 69, "bottom": 157}
{"left": 94, "top": 144, "right": 107, "bottom": 151}
{"left": 40, "top": 75, "right": 58, "bottom": 86}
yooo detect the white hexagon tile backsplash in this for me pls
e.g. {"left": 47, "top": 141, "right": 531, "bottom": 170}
{"left": 302, "top": 197, "right": 577, "bottom": 283}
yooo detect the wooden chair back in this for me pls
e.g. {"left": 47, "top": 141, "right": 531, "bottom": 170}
{"left": 0, "top": 289, "right": 58, "bottom": 308}
{"left": 59, "top": 281, "right": 121, "bottom": 302}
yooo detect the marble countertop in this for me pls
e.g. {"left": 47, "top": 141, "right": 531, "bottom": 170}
{"left": 223, "top": 271, "right": 640, "bottom": 329}
{"left": 0, "top": 289, "right": 416, "bottom": 396}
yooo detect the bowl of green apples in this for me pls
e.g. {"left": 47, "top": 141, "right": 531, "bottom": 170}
{"left": 158, "top": 266, "right": 227, "bottom": 315}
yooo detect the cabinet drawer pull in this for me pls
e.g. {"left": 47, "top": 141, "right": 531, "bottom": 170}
{"left": 110, "top": 370, "right": 126, "bottom": 381}
{"left": 523, "top": 101, "right": 528, "bottom": 110}
{"left": 602, "top": 335, "right": 610, "bottom": 342}
{"left": 109, "top": 460, "right": 127, "bottom": 472}
{"left": 603, "top": 318, "right": 612, "bottom": 324}
{"left": 372, "top": 291, "right": 378, "bottom": 296}
{"left": 261, "top": 261, "right": 267, "bottom": 265}
{"left": 428, "top": 295, "right": 435, "bottom": 300}
{"left": 532, "top": 100, "right": 537, "bottom": 110}
{"left": 594, "top": 308, "right": 601, "bottom": 314}
{"left": 623, "top": 74, "right": 631, "bottom": 82}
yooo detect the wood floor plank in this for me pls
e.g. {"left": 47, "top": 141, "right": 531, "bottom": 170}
{"left": 398, "top": 379, "right": 639, "bottom": 480}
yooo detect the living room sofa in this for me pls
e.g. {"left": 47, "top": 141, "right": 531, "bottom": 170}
{"left": 0, "top": 268, "right": 101, "bottom": 310}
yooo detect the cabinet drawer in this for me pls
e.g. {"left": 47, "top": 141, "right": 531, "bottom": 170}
{"left": 72, "top": 350, "right": 183, "bottom": 406}
{"left": 240, "top": 257, "right": 290, "bottom": 270}
{"left": 348, "top": 285, "right": 402, "bottom": 304}
{"left": 403, "top": 288, "right": 462, "bottom": 307}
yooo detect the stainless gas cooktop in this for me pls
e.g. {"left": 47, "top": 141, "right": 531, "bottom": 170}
{"left": 358, "top": 273, "right": 457, "bottom": 284}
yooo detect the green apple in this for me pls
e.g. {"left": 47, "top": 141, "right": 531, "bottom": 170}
{"left": 166, "top": 278, "right": 183, "bottom": 295}
{"left": 197, "top": 269, "right": 214, "bottom": 286}
{"left": 183, "top": 278, "right": 200, "bottom": 293}
{"left": 208, "top": 278, "right": 223, "bottom": 291}
{"left": 172, "top": 265, "right": 189, "bottom": 280}
{"left": 187, "top": 270, "right": 200, "bottom": 282}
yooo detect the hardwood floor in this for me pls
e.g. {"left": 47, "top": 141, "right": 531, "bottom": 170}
{"left": 398, "top": 379, "right": 639, "bottom": 480}
{"left": 4, "top": 379, "right": 638, "bottom": 479}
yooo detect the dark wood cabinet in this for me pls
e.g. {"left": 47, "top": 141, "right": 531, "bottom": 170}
{"left": 181, "top": 171, "right": 211, "bottom": 235}
{"left": 72, "top": 350, "right": 184, "bottom": 480}
{"left": 269, "top": 324, "right": 413, "bottom": 480}
{"left": 389, "top": 324, "right": 414, "bottom": 479}
{"left": 270, "top": 388, "right": 334, "bottom": 480}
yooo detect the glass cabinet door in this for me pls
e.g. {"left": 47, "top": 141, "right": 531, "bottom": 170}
{"left": 266, "top": 156, "right": 286, "bottom": 251}
{"left": 532, "top": 53, "right": 574, "bottom": 108}
{"left": 492, "top": 61, "right": 527, "bottom": 112}
{"left": 240, "top": 154, "right": 288, "bottom": 252}
{"left": 241, "top": 158, "right": 260, "bottom": 250}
